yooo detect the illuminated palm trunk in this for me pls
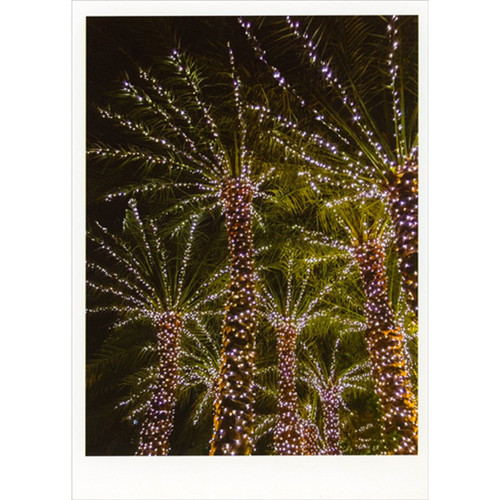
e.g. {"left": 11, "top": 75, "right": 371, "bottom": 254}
{"left": 353, "top": 239, "right": 418, "bottom": 454}
{"left": 320, "top": 384, "right": 341, "bottom": 455}
{"left": 210, "top": 178, "right": 258, "bottom": 455}
{"left": 274, "top": 319, "right": 303, "bottom": 455}
{"left": 136, "top": 311, "right": 183, "bottom": 455}
{"left": 389, "top": 159, "right": 418, "bottom": 317}
{"left": 300, "top": 419, "right": 321, "bottom": 455}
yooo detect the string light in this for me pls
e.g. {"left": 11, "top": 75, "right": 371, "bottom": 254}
{"left": 89, "top": 20, "right": 419, "bottom": 455}
{"left": 137, "top": 311, "right": 183, "bottom": 455}
{"left": 87, "top": 203, "right": 228, "bottom": 455}
{"left": 210, "top": 178, "right": 258, "bottom": 455}
{"left": 353, "top": 239, "right": 418, "bottom": 454}
{"left": 240, "top": 16, "right": 419, "bottom": 319}
{"left": 273, "top": 317, "right": 303, "bottom": 454}
{"left": 259, "top": 250, "right": 360, "bottom": 455}
{"left": 389, "top": 157, "right": 419, "bottom": 316}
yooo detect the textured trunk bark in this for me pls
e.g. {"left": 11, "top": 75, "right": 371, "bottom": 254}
{"left": 389, "top": 159, "right": 418, "bottom": 318}
{"left": 274, "top": 320, "right": 303, "bottom": 455}
{"left": 210, "top": 178, "right": 257, "bottom": 455}
{"left": 136, "top": 311, "right": 183, "bottom": 455}
{"left": 353, "top": 239, "right": 418, "bottom": 454}
{"left": 320, "top": 385, "right": 342, "bottom": 455}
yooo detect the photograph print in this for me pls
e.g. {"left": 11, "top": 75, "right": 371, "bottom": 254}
{"left": 86, "top": 14, "right": 419, "bottom": 457}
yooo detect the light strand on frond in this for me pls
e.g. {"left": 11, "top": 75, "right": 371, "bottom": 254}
{"left": 323, "top": 187, "right": 388, "bottom": 209}
{"left": 253, "top": 113, "right": 365, "bottom": 194}
{"left": 191, "top": 390, "right": 212, "bottom": 426}
{"left": 121, "top": 79, "right": 214, "bottom": 168}
{"left": 228, "top": 43, "right": 251, "bottom": 177}
{"left": 299, "top": 283, "right": 336, "bottom": 326}
{"left": 89, "top": 223, "right": 158, "bottom": 294}
{"left": 292, "top": 267, "right": 312, "bottom": 318}
{"left": 101, "top": 179, "right": 176, "bottom": 203}
{"left": 87, "top": 261, "right": 158, "bottom": 308}
{"left": 174, "top": 213, "right": 200, "bottom": 308}
{"left": 97, "top": 106, "right": 207, "bottom": 170}
{"left": 113, "top": 313, "right": 154, "bottom": 331}
{"left": 285, "top": 254, "right": 294, "bottom": 316}
{"left": 88, "top": 146, "right": 171, "bottom": 166}
{"left": 387, "top": 16, "right": 406, "bottom": 162}
{"left": 253, "top": 166, "right": 276, "bottom": 192}
{"left": 169, "top": 50, "right": 227, "bottom": 172}
{"left": 85, "top": 304, "right": 142, "bottom": 316}
{"left": 270, "top": 134, "right": 372, "bottom": 193}
{"left": 247, "top": 103, "right": 345, "bottom": 153}
{"left": 128, "top": 199, "right": 155, "bottom": 266}
{"left": 137, "top": 68, "right": 193, "bottom": 127}
{"left": 87, "top": 281, "right": 149, "bottom": 310}
{"left": 239, "top": 18, "right": 352, "bottom": 148}
{"left": 292, "top": 225, "right": 352, "bottom": 253}
{"left": 284, "top": 16, "right": 390, "bottom": 166}
{"left": 189, "top": 264, "right": 230, "bottom": 302}
{"left": 183, "top": 316, "right": 221, "bottom": 354}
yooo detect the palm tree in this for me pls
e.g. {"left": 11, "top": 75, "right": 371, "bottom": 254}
{"left": 240, "top": 15, "right": 419, "bottom": 318}
{"left": 299, "top": 336, "right": 373, "bottom": 455}
{"left": 87, "top": 42, "right": 299, "bottom": 454}
{"left": 87, "top": 200, "right": 227, "bottom": 455}
{"left": 257, "top": 245, "right": 362, "bottom": 454}
{"left": 299, "top": 196, "right": 418, "bottom": 454}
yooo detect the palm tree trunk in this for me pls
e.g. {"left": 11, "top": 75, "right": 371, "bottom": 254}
{"left": 274, "top": 319, "right": 303, "bottom": 455}
{"left": 353, "top": 238, "right": 418, "bottom": 454}
{"left": 389, "top": 159, "right": 418, "bottom": 318}
{"left": 136, "top": 312, "right": 183, "bottom": 455}
{"left": 320, "top": 385, "right": 342, "bottom": 455}
{"left": 300, "top": 418, "right": 322, "bottom": 455}
{"left": 210, "top": 178, "right": 258, "bottom": 455}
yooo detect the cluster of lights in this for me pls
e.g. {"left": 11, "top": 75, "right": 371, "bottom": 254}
{"left": 88, "top": 202, "right": 232, "bottom": 454}
{"left": 260, "top": 253, "right": 361, "bottom": 454}
{"left": 210, "top": 178, "right": 258, "bottom": 455}
{"left": 88, "top": 23, "right": 419, "bottom": 455}
{"left": 239, "top": 17, "right": 353, "bottom": 149}
{"left": 387, "top": 17, "right": 405, "bottom": 163}
{"left": 283, "top": 16, "right": 391, "bottom": 167}
{"left": 274, "top": 318, "right": 303, "bottom": 454}
{"left": 300, "top": 418, "right": 322, "bottom": 455}
{"left": 88, "top": 146, "right": 170, "bottom": 167}
{"left": 320, "top": 383, "right": 341, "bottom": 454}
{"left": 96, "top": 106, "right": 206, "bottom": 173}
{"left": 137, "top": 311, "right": 184, "bottom": 455}
{"left": 301, "top": 338, "right": 373, "bottom": 455}
{"left": 389, "top": 158, "right": 419, "bottom": 316}
{"left": 240, "top": 16, "right": 419, "bottom": 323}
{"left": 352, "top": 238, "right": 418, "bottom": 454}
{"left": 168, "top": 50, "right": 227, "bottom": 172}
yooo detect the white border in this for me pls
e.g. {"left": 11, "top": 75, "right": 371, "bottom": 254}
{"left": 73, "top": 2, "right": 428, "bottom": 499}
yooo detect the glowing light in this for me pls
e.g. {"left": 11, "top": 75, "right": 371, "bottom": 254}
{"left": 353, "top": 239, "right": 418, "bottom": 454}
